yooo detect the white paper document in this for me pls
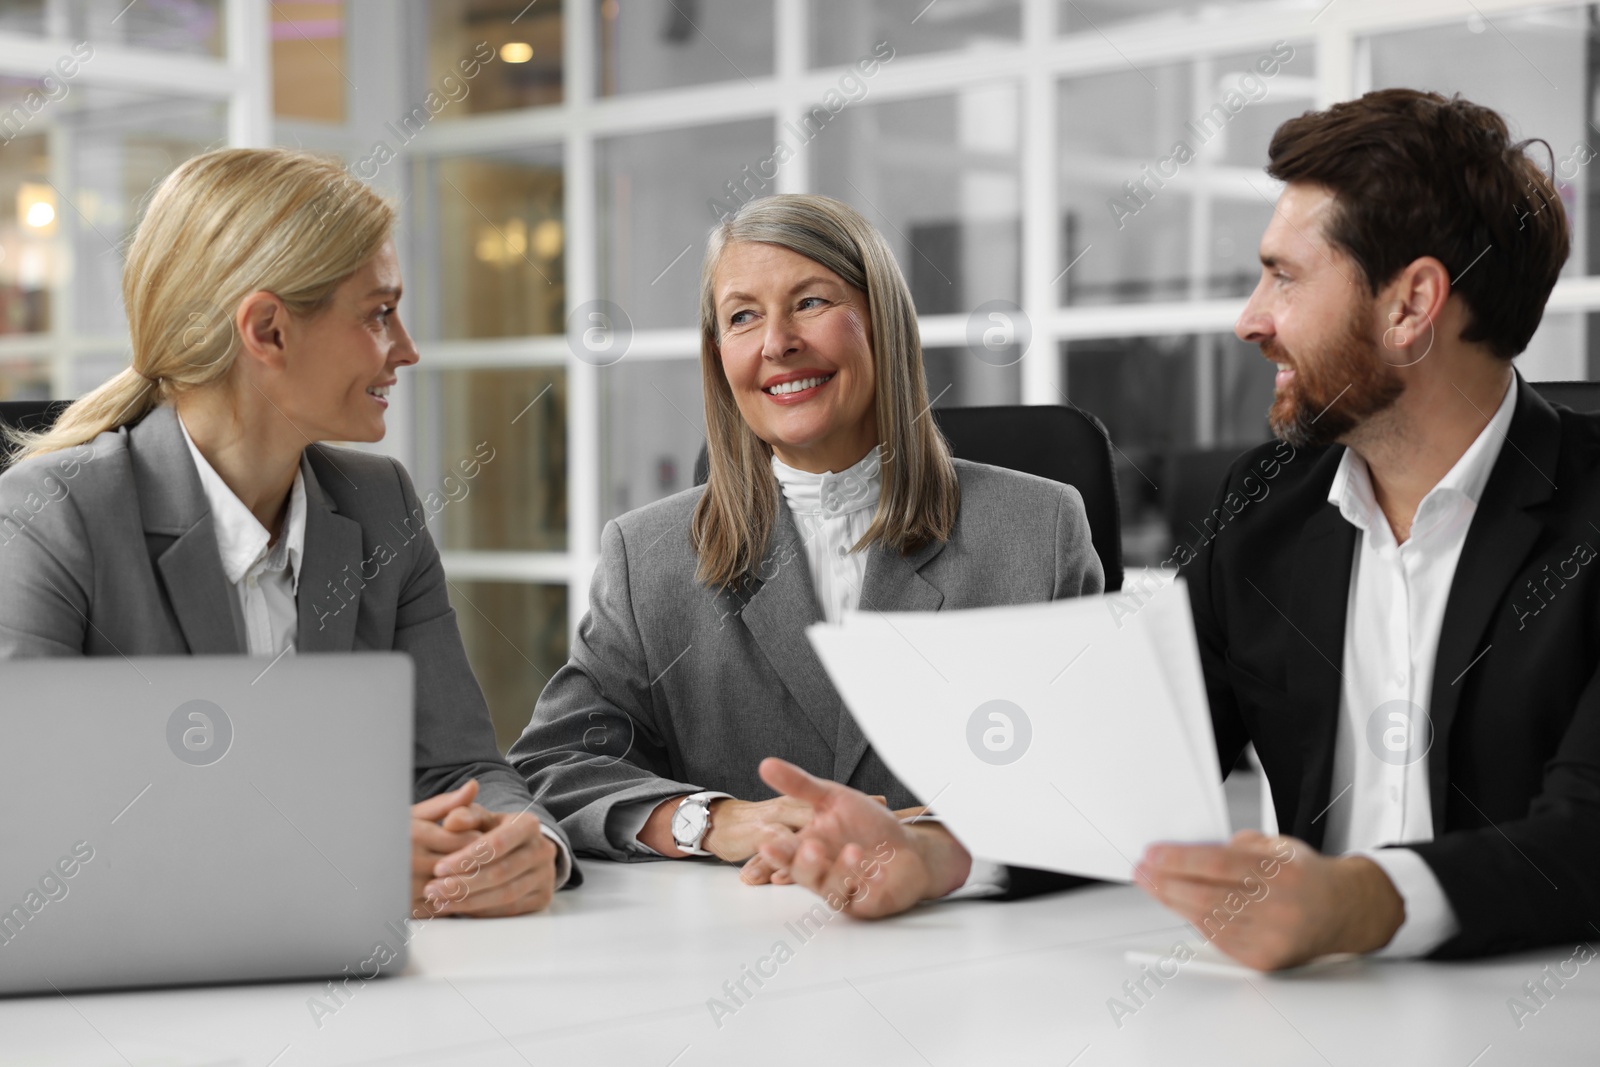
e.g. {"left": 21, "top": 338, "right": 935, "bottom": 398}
{"left": 807, "top": 576, "right": 1229, "bottom": 882}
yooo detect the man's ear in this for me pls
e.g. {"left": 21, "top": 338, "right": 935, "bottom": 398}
{"left": 235, "top": 290, "right": 289, "bottom": 373}
{"left": 1379, "top": 256, "right": 1450, "bottom": 365}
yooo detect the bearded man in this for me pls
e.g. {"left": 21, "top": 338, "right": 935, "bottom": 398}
{"left": 755, "top": 88, "right": 1600, "bottom": 969}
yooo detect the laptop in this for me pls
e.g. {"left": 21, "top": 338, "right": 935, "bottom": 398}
{"left": 0, "top": 654, "right": 415, "bottom": 996}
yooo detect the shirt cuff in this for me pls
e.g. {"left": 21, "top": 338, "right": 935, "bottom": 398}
{"left": 897, "top": 813, "right": 1010, "bottom": 899}
{"left": 539, "top": 823, "right": 574, "bottom": 890}
{"left": 946, "top": 857, "right": 1011, "bottom": 900}
{"left": 1362, "top": 847, "right": 1459, "bottom": 958}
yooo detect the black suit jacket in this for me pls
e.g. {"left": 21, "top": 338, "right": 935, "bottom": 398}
{"left": 1183, "top": 374, "right": 1600, "bottom": 958}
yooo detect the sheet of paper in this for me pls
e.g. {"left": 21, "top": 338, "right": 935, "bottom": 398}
{"left": 808, "top": 580, "right": 1229, "bottom": 882}
{"left": 1121, "top": 574, "right": 1231, "bottom": 834}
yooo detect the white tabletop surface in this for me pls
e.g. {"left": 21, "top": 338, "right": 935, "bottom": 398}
{"left": 3, "top": 857, "right": 1593, "bottom": 1066}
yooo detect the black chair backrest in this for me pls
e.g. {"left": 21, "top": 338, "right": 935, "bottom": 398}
{"left": 932, "top": 405, "right": 1123, "bottom": 592}
{"left": 1165, "top": 446, "right": 1253, "bottom": 557}
{"left": 1530, "top": 380, "right": 1600, "bottom": 414}
{"left": 0, "top": 400, "right": 69, "bottom": 473}
{"left": 694, "top": 404, "right": 1124, "bottom": 592}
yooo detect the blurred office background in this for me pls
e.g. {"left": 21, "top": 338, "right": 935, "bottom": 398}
{"left": 2, "top": 0, "right": 1597, "bottom": 745}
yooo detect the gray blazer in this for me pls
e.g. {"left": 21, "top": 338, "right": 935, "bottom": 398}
{"left": 509, "top": 459, "right": 1104, "bottom": 859}
{"left": 0, "top": 405, "right": 575, "bottom": 875}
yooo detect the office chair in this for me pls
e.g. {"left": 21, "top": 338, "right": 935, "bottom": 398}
{"left": 694, "top": 404, "right": 1125, "bottom": 592}
{"left": 0, "top": 400, "right": 69, "bottom": 473}
{"left": 1164, "top": 446, "right": 1255, "bottom": 557}
{"left": 1530, "top": 380, "right": 1600, "bottom": 414}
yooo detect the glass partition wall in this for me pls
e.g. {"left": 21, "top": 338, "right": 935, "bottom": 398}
{"left": 0, "top": 0, "right": 260, "bottom": 402}
{"left": 11, "top": 0, "right": 1600, "bottom": 744}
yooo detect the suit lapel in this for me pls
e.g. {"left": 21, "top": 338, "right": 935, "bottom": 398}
{"left": 297, "top": 449, "right": 365, "bottom": 653}
{"left": 154, "top": 530, "right": 245, "bottom": 655}
{"left": 130, "top": 406, "right": 243, "bottom": 655}
{"left": 833, "top": 536, "right": 947, "bottom": 783}
{"left": 1285, "top": 486, "right": 1357, "bottom": 848}
{"left": 737, "top": 503, "right": 842, "bottom": 750}
{"left": 1425, "top": 375, "right": 1558, "bottom": 826}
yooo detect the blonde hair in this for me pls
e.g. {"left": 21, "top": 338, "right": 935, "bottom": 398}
{"left": 691, "top": 194, "right": 959, "bottom": 589}
{"left": 8, "top": 147, "right": 395, "bottom": 460}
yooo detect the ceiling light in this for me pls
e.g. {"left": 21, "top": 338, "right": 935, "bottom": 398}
{"left": 532, "top": 218, "right": 563, "bottom": 260}
{"left": 18, "top": 183, "right": 56, "bottom": 233}
{"left": 500, "top": 42, "right": 533, "bottom": 63}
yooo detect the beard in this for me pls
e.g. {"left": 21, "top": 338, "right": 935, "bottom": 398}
{"left": 1265, "top": 303, "right": 1405, "bottom": 449}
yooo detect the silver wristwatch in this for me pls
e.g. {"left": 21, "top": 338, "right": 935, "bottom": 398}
{"left": 671, "top": 791, "right": 728, "bottom": 856}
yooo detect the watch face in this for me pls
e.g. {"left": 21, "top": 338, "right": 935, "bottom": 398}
{"left": 673, "top": 802, "right": 708, "bottom": 847}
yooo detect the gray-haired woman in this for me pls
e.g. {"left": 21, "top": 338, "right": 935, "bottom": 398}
{"left": 512, "top": 193, "right": 1102, "bottom": 894}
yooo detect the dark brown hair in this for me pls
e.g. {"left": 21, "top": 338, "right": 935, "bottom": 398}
{"left": 1267, "top": 88, "right": 1569, "bottom": 359}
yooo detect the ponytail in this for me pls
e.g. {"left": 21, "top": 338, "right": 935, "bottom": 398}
{"left": 3, "top": 367, "right": 162, "bottom": 458}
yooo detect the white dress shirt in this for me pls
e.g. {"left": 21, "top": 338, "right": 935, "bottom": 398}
{"left": 179, "top": 415, "right": 305, "bottom": 658}
{"left": 769, "top": 448, "right": 883, "bottom": 623}
{"left": 179, "top": 414, "right": 571, "bottom": 888}
{"left": 1321, "top": 374, "right": 1517, "bottom": 957}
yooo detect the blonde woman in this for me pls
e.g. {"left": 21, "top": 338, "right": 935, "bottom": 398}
{"left": 0, "top": 148, "right": 575, "bottom": 917}
{"left": 511, "top": 194, "right": 1102, "bottom": 900}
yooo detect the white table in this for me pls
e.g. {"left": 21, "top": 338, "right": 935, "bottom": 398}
{"left": 3, "top": 859, "right": 1592, "bottom": 1066}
